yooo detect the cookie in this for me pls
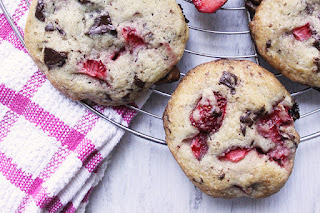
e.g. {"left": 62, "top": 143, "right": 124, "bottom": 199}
{"left": 24, "top": 0, "right": 189, "bottom": 106}
{"left": 163, "top": 60, "right": 300, "bottom": 198}
{"left": 250, "top": 0, "right": 320, "bottom": 87}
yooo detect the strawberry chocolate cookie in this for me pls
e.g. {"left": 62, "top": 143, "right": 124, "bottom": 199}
{"left": 250, "top": 0, "right": 320, "bottom": 87}
{"left": 163, "top": 60, "right": 300, "bottom": 198}
{"left": 25, "top": 0, "right": 188, "bottom": 106}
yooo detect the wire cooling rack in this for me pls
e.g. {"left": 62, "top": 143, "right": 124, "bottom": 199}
{"left": 1, "top": 0, "right": 320, "bottom": 146}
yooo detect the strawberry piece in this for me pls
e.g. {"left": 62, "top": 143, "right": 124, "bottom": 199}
{"left": 292, "top": 23, "right": 312, "bottom": 41}
{"left": 219, "top": 148, "right": 250, "bottom": 162}
{"left": 122, "top": 27, "right": 145, "bottom": 47}
{"left": 267, "top": 145, "right": 290, "bottom": 167}
{"left": 81, "top": 60, "right": 107, "bottom": 80}
{"left": 190, "top": 92, "right": 227, "bottom": 133}
{"left": 256, "top": 106, "right": 293, "bottom": 144}
{"left": 191, "top": 133, "right": 208, "bottom": 161}
{"left": 192, "top": 0, "right": 228, "bottom": 13}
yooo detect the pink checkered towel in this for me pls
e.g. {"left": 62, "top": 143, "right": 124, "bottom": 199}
{"left": 0, "top": 0, "right": 150, "bottom": 212}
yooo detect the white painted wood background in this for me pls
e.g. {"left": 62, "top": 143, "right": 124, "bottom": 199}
{"left": 87, "top": 0, "right": 320, "bottom": 212}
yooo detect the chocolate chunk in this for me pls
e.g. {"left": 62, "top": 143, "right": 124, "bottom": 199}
{"left": 86, "top": 14, "right": 117, "bottom": 36}
{"left": 314, "top": 58, "right": 320, "bottom": 73}
{"left": 56, "top": 25, "right": 66, "bottom": 36}
{"left": 35, "top": 0, "right": 45, "bottom": 22}
{"left": 155, "top": 66, "right": 180, "bottom": 85}
{"left": 255, "top": 147, "right": 264, "bottom": 155}
{"left": 240, "top": 123, "right": 247, "bottom": 136}
{"left": 45, "top": 22, "right": 65, "bottom": 35}
{"left": 45, "top": 23, "right": 54, "bottom": 31}
{"left": 305, "top": 4, "right": 314, "bottom": 14}
{"left": 266, "top": 40, "right": 272, "bottom": 49}
{"left": 288, "top": 103, "right": 300, "bottom": 121}
{"left": 255, "top": 106, "right": 266, "bottom": 117}
{"left": 78, "top": 0, "right": 92, "bottom": 4}
{"left": 313, "top": 40, "right": 320, "bottom": 51}
{"left": 219, "top": 71, "right": 238, "bottom": 94}
{"left": 240, "top": 114, "right": 254, "bottom": 126}
{"left": 134, "top": 76, "right": 145, "bottom": 88}
{"left": 240, "top": 107, "right": 265, "bottom": 136}
{"left": 44, "top": 48, "right": 68, "bottom": 69}
{"left": 219, "top": 173, "right": 225, "bottom": 180}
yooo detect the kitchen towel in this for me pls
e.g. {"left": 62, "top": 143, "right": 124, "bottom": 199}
{"left": 0, "top": 0, "right": 149, "bottom": 212}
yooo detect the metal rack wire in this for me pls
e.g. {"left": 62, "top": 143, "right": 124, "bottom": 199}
{"left": 1, "top": 0, "right": 319, "bottom": 146}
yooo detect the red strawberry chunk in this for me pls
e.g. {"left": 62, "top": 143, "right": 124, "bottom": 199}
{"left": 192, "top": 0, "right": 228, "bottom": 13}
{"left": 219, "top": 148, "right": 251, "bottom": 162}
{"left": 267, "top": 145, "right": 290, "bottom": 167}
{"left": 191, "top": 133, "right": 208, "bottom": 161}
{"left": 190, "top": 92, "right": 227, "bottom": 133}
{"left": 292, "top": 23, "right": 312, "bottom": 41}
{"left": 122, "top": 27, "right": 145, "bottom": 47}
{"left": 81, "top": 60, "right": 107, "bottom": 80}
{"left": 256, "top": 106, "right": 293, "bottom": 143}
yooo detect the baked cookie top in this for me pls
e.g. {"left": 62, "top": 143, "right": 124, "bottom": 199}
{"left": 250, "top": 0, "right": 320, "bottom": 87}
{"left": 25, "top": 0, "right": 189, "bottom": 105}
{"left": 163, "top": 60, "right": 300, "bottom": 198}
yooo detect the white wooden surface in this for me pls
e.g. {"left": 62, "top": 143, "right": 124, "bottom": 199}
{"left": 87, "top": 0, "right": 320, "bottom": 212}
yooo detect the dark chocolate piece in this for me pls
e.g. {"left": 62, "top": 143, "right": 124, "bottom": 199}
{"left": 240, "top": 107, "right": 265, "bottom": 136}
{"left": 240, "top": 124, "right": 247, "bottom": 136}
{"left": 134, "top": 76, "right": 145, "bottom": 88}
{"left": 86, "top": 14, "right": 117, "bottom": 36}
{"left": 45, "top": 23, "right": 54, "bottom": 32}
{"left": 314, "top": 58, "right": 320, "bottom": 73}
{"left": 44, "top": 48, "right": 68, "bottom": 69}
{"left": 305, "top": 4, "right": 314, "bottom": 14}
{"left": 35, "top": 0, "right": 45, "bottom": 22}
{"left": 56, "top": 25, "right": 66, "bottom": 36}
{"left": 313, "top": 40, "right": 320, "bottom": 51}
{"left": 288, "top": 103, "right": 300, "bottom": 121}
{"left": 219, "top": 71, "right": 238, "bottom": 95}
{"left": 78, "top": 0, "right": 92, "bottom": 4}
{"left": 266, "top": 40, "right": 272, "bottom": 49}
{"left": 219, "top": 173, "right": 225, "bottom": 180}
